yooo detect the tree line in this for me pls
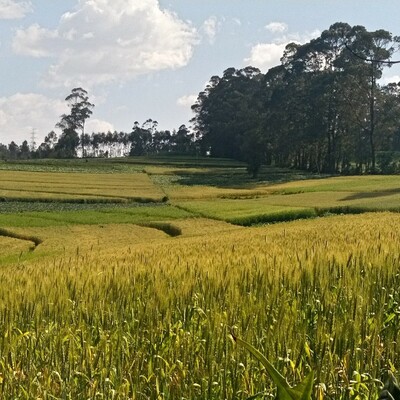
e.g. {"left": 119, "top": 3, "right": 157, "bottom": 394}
{"left": 1, "top": 22, "right": 400, "bottom": 177}
{"left": 0, "top": 88, "right": 196, "bottom": 160}
{"left": 191, "top": 22, "right": 400, "bottom": 176}
{"left": 0, "top": 122, "right": 196, "bottom": 160}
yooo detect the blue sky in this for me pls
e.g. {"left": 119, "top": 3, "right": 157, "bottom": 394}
{"left": 1, "top": 0, "right": 400, "bottom": 145}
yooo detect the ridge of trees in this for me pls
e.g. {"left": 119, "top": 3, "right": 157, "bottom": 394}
{"left": 1, "top": 22, "right": 400, "bottom": 177}
{"left": 191, "top": 22, "right": 400, "bottom": 176}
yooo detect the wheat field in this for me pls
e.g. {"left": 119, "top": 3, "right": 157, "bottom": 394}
{"left": 0, "top": 212, "right": 400, "bottom": 398}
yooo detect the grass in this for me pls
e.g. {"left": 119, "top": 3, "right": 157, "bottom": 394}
{"left": 175, "top": 199, "right": 316, "bottom": 225}
{"left": 0, "top": 205, "right": 192, "bottom": 227}
{"left": 0, "top": 155, "right": 244, "bottom": 172}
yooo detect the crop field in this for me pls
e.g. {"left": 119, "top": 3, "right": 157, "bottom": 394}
{"left": 0, "top": 170, "right": 166, "bottom": 202}
{"left": 1, "top": 158, "right": 400, "bottom": 399}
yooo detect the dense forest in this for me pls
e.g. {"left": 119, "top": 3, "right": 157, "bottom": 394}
{"left": 1, "top": 23, "right": 400, "bottom": 176}
{"left": 191, "top": 22, "right": 400, "bottom": 176}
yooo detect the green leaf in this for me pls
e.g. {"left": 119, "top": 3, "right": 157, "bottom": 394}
{"left": 232, "top": 333, "right": 314, "bottom": 400}
{"left": 286, "top": 371, "right": 315, "bottom": 400}
{"left": 246, "top": 392, "right": 267, "bottom": 400}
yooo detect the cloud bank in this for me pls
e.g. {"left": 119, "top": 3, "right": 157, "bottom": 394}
{"left": 0, "top": 93, "right": 67, "bottom": 144}
{"left": 0, "top": 0, "right": 31, "bottom": 19}
{"left": 12, "top": 0, "right": 199, "bottom": 87}
{"left": 177, "top": 94, "right": 197, "bottom": 108}
{"left": 245, "top": 28, "right": 321, "bottom": 71}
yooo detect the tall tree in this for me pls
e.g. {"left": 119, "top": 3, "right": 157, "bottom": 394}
{"left": 344, "top": 28, "right": 400, "bottom": 171}
{"left": 191, "top": 66, "right": 263, "bottom": 169}
{"left": 57, "top": 88, "right": 94, "bottom": 157}
{"left": 129, "top": 121, "right": 152, "bottom": 156}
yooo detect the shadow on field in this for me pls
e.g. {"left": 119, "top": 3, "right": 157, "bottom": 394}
{"left": 172, "top": 167, "right": 319, "bottom": 189}
{"left": 137, "top": 222, "right": 182, "bottom": 237}
{"left": 341, "top": 187, "right": 400, "bottom": 201}
{"left": 0, "top": 227, "right": 42, "bottom": 251}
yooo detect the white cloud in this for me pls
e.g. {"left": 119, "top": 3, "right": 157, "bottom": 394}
{"left": 202, "top": 16, "right": 219, "bottom": 44}
{"left": 0, "top": 93, "right": 67, "bottom": 144}
{"left": 12, "top": 0, "right": 199, "bottom": 87}
{"left": 177, "top": 94, "right": 197, "bottom": 107}
{"left": 245, "top": 29, "right": 321, "bottom": 71}
{"left": 0, "top": 0, "right": 31, "bottom": 19}
{"left": 12, "top": 24, "right": 59, "bottom": 57}
{"left": 0, "top": 93, "right": 116, "bottom": 144}
{"left": 245, "top": 42, "right": 287, "bottom": 71}
{"left": 265, "top": 22, "right": 288, "bottom": 34}
{"left": 380, "top": 74, "right": 400, "bottom": 85}
{"left": 86, "top": 118, "right": 115, "bottom": 133}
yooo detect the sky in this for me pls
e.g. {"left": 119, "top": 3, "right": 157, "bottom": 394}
{"left": 1, "top": 0, "right": 400, "bottom": 146}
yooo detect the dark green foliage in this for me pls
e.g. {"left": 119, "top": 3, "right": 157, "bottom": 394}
{"left": 58, "top": 87, "right": 94, "bottom": 158}
{"left": 54, "top": 128, "right": 80, "bottom": 158}
{"left": 379, "top": 372, "right": 400, "bottom": 400}
{"left": 191, "top": 23, "right": 400, "bottom": 175}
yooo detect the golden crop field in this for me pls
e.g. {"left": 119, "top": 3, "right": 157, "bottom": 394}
{"left": 2, "top": 160, "right": 400, "bottom": 399}
{"left": 0, "top": 170, "right": 166, "bottom": 202}
{"left": 0, "top": 212, "right": 400, "bottom": 398}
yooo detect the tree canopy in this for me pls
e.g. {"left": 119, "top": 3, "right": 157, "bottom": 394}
{"left": 191, "top": 22, "right": 400, "bottom": 175}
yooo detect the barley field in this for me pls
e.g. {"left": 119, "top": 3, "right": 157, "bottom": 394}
{"left": 1, "top": 159, "right": 400, "bottom": 399}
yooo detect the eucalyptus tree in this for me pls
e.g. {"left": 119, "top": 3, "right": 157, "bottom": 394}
{"left": 191, "top": 66, "right": 264, "bottom": 173}
{"left": 341, "top": 26, "right": 400, "bottom": 171}
{"left": 171, "top": 124, "right": 195, "bottom": 154}
{"left": 153, "top": 129, "right": 172, "bottom": 153}
{"left": 129, "top": 121, "right": 152, "bottom": 156}
{"left": 266, "top": 23, "right": 400, "bottom": 173}
{"left": 57, "top": 87, "right": 94, "bottom": 158}
{"left": 375, "top": 82, "right": 400, "bottom": 171}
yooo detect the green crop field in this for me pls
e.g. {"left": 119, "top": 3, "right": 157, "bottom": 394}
{"left": 1, "top": 158, "right": 400, "bottom": 399}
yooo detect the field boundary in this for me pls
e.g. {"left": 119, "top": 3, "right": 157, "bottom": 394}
{"left": 0, "top": 228, "right": 42, "bottom": 250}
{"left": 0, "top": 195, "right": 167, "bottom": 204}
{"left": 137, "top": 222, "right": 182, "bottom": 237}
{"left": 175, "top": 203, "right": 400, "bottom": 226}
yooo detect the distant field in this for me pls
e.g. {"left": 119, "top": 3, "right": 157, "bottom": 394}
{"left": 0, "top": 170, "right": 165, "bottom": 202}
{"left": 0, "top": 204, "right": 191, "bottom": 227}
{"left": 0, "top": 156, "right": 244, "bottom": 172}
{"left": 267, "top": 174, "right": 400, "bottom": 194}
{"left": 175, "top": 199, "right": 315, "bottom": 225}
{"left": 1, "top": 162, "right": 400, "bottom": 224}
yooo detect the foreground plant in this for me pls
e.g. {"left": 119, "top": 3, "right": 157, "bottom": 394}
{"left": 231, "top": 332, "right": 314, "bottom": 400}
{"left": 379, "top": 372, "right": 400, "bottom": 400}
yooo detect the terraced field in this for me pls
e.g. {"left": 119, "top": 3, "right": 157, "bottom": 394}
{"left": 1, "top": 158, "right": 400, "bottom": 399}
{"left": 0, "top": 170, "right": 166, "bottom": 202}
